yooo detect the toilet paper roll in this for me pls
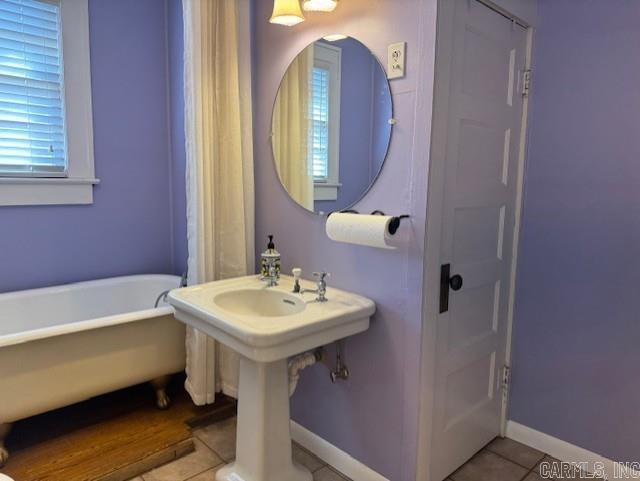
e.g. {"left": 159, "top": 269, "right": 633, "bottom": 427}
{"left": 326, "top": 213, "right": 397, "bottom": 249}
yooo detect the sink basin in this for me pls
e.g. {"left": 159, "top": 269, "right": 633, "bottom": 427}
{"left": 213, "top": 288, "right": 306, "bottom": 317}
{"left": 168, "top": 274, "right": 375, "bottom": 362}
{"left": 167, "top": 274, "right": 375, "bottom": 481}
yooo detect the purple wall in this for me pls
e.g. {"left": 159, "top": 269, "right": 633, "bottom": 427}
{"left": 252, "top": 1, "right": 437, "bottom": 479}
{"left": 167, "top": 0, "right": 188, "bottom": 275}
{"left": 315, "top": 38, "right": 392, "bottom": 213}
{"left": 0, "top": 0, "right": 176, "bottom": 293}
{"left": 509, "top": 0, "right": 640, "bottom": 462}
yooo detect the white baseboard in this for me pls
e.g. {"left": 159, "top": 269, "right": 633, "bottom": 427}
{"left": 290, "top": 421, "right": 390, "bottom": 481}
{"left": 506, "top": 420, "right": 640, "bottom": 480}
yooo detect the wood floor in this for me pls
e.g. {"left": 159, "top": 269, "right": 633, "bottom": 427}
{"left": 2, "top": 378, "right": 235, "bottom": 481}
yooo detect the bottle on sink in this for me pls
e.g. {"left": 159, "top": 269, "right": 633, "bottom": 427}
{"left": 260, "top": 235, "right": 281, "bottom": 280}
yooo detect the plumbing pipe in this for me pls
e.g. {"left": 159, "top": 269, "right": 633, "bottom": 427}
{"left": 288, "top": 350, "right": 322, "bottom": 396}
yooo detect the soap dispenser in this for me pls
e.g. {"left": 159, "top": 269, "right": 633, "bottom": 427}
{"left": 260, "top": 235, "right": 281, "bottom": 279}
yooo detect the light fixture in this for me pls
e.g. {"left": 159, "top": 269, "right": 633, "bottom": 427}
{"left": 270, "top": 0, "right": 305, "bottom": 26}
{"left": 323, "top": 34, "right": 347, "bottom": 42}
{"left": 303, "top": 0, "right": 338, "bottom": 12}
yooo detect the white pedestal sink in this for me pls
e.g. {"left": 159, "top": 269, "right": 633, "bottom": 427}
{"left": 168, "top": 275, "right": 375, "bottom": 481}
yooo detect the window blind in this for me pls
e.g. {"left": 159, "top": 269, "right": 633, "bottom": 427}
{"left": 0, "top": 0, "right": 66, "bottom": 177}
{"left": 310, "top": 66, "right": 329, "bottom": 180}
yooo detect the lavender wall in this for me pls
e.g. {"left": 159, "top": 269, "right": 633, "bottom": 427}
{"left": 509, "top": 0, "right": 640, "bottom": 462}
{"left": 253, "top": 1, "right": 437, "bottom": 479}
{"left": 0, "top": 0, "right": 176, "bottom": 293}
{"left": 167, "top": 0, "right": 188, "bottom": 275}
{"left": 315, "top": 38, "right": 391, "bottom": 214}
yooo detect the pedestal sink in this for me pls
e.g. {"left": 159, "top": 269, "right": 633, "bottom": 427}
{"left": 168, "top": 275, "right": 375, "bottom": 481}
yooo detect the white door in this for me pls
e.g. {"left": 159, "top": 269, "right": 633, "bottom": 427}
{"left": 426, "top": 1, "right": 529, "bottom": 480}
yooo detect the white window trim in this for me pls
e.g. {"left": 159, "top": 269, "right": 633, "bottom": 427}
{"left": 313, "top": 42, "right": 341, "bottom": 202}
{"left": 314, "top": 181, "right": 342, "bottom": 201}
{"left": 0, "top": 0, "right": 98, "bottom": 207}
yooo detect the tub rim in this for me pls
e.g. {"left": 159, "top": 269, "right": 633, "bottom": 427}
{"left": 0, "top": 274, "right": 181, "bottom": 300}
{"left": 0, "top": 274, "right": 181, "bottom": 349}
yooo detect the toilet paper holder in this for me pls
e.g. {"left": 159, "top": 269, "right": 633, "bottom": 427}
{"left": 327, "top": 210, "right": 410, "bottom": 236}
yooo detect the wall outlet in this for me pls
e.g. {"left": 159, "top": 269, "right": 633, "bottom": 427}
{"left": 387, "top": 42, "right": 406, "bottom": 79}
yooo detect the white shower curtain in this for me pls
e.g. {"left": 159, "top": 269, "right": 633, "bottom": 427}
{"left": 183, "top": 0, "right": 254, "bottom": 404}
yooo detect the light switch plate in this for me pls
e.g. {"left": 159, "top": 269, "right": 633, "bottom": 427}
{"left": 387, "top": 42, "right": 406, "bottom": 79}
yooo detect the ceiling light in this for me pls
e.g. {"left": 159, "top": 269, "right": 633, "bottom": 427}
{"left": 323, "top": 34, "right": 347, "bottom": 42}
{"left": 303, "top": 0, "right": 338, "bottom": 12}
{"left": 270, "top": 0, "right": 305, "bottom": 26}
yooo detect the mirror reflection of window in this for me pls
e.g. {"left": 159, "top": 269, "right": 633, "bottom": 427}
{"left": 310, "top": 42, "right": 341, "bottom": 203}
{"left": 310, "top": 65, "right": 330, "bottom": 180}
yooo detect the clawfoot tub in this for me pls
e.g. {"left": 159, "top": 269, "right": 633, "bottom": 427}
{"left": 0, "top": 275, "right": 186, "bottom": 466}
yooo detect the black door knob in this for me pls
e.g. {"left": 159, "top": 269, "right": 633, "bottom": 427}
{"left": 440, "top": 264, "right": 463, "bottom": 313}
{"left": 449, "top": 274, "right": 463, "bottom": 291}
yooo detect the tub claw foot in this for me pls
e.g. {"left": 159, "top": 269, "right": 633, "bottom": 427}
{"left": 151, "top": 376, "right": 171, "bottom": 410}
{"left": 156, "top": 390, "right": 171, "bottom": 410}
{"left": 0, "top": 446, "right": 8, "bottom": 467}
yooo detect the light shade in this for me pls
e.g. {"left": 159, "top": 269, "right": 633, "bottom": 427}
{"left": 303, "top": 0, "right": 338, "bottom": 12}
{"left": 323, "top": 34, "right": 347, "bottom": 42}
{"left": 270, "top": 0, "right": 305, "bottom": 26}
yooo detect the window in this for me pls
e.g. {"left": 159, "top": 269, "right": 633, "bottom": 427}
{"left": 310, "top": 42, "right": 341, "bottom": 201}
{"left": 0, "top": 0, "right": 66, "bottom": 177}
{"left": 0, "top": 0, "right": 96, "bottom": 206}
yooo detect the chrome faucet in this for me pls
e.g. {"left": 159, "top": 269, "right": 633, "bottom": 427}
{"left": 301, "top": 272, "right": 329, "bottom": 302}
{"left": 154, "top": 272, "right": 189, "bottom": 308}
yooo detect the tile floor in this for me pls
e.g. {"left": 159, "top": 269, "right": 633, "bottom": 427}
{"left": 449, "top": 437, "right": 604, "bottom": 481}
{"left": 133, "top": 418, "right": 600, "bottom": 481}
{"left": 133, "top": 417, "right": 350, "bottom": 481}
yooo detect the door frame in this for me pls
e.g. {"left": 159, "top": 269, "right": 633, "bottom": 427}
{"left": 416, "top": 1, "right": 534, "bottom": 480}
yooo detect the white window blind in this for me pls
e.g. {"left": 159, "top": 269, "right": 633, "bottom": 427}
{"left": 310, "top": 66, "right": 329, "bottom": 180}
{"left": 0, "top": 0, "right": 66, "bottom": 177}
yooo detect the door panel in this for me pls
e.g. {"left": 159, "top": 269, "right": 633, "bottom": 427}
{"left": 447, "top": 281, "right": 499, "bottom": 350}
{"left": 456, "top": 120, "right": 509, "bottom": 187}
{"left": 443, "top": 351, "right": 496, "bottom": 427}
{"left": 429, "top": 0, "right": 528, "bottom": 479}
{"left": 461, "top": 27, "right": 511, "bottom": 100}
{"left": 453, "top": 206, "right": 505, "bottom": 263}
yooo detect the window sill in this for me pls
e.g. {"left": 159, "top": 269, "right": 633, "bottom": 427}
{"left": 314, "top": 182, "right": 341, "bottom": 201}
{"left": 0, "top": 177, "right": 100, "bottom": 206}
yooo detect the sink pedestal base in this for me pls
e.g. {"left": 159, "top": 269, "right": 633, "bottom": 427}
{"left": 216, "top": 357, "right": 312, "bottom": 481}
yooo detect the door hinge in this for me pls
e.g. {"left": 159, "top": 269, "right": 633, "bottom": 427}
{"left": 522, "top": 69, "right": 532, "bottom": 97}
{"left": 499, "top": 365, "right": 511, "bottom": 437}
{"left": 501, "top": 365, "right": 511, "bottom": 401}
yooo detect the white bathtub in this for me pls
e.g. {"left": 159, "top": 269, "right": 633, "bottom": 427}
{"left": 0, "top": 274, "right": 186, "bottom": 456}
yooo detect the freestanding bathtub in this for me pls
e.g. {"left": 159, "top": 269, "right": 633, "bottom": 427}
{"left": 0, "top": 274, "right": 186, "bottom": 465}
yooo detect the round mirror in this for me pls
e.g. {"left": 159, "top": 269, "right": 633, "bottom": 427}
{"left": 271, "top": 36, "right": 393, "bottom": 214}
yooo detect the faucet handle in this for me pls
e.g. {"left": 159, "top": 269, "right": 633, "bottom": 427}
{"left": 312, "top": 272, "right": 330, "bottom": 282}
{"left": 312, "top": 272, "right": 329, "bottom": 302}
{"left": 292, "top": 268, "right": 302, "bottom": 293}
